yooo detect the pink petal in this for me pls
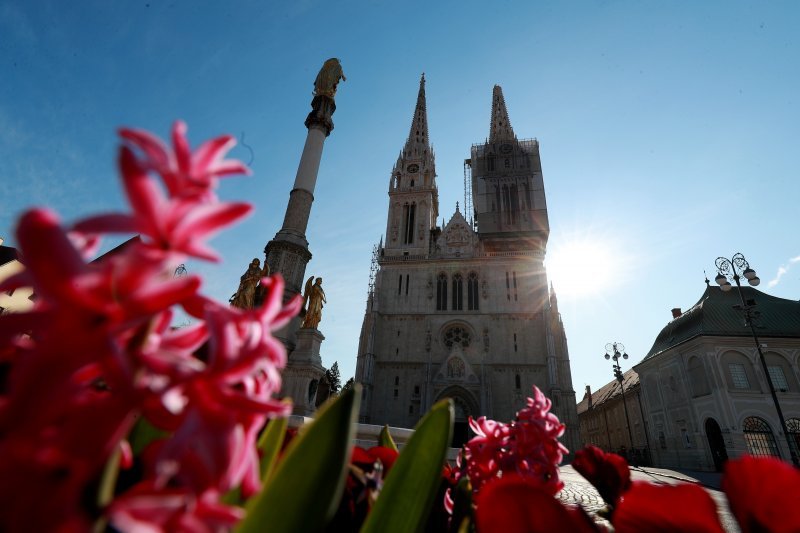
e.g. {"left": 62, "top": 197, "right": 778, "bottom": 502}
{"left": 119, "top": 127, "right": 173, "bottom": 171}
{"left": 172, "top": 120, "right": 192, "bottom": 176}
{"left": 73, "top": 213, "right": 139, "bottom": 235}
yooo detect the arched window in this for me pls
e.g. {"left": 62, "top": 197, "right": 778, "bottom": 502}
{"left": 687, "top": 356, "right": 710, "bottom": 397}
{"left": 743, "top": 416, "right": 780, "bottom": 457}
{"left": 467, "top": 272, "right": 479, "bottom": 310}
{"left": 436, "top": 273, "right": 447, "bottom": 311}
{"left": 402, "top": 202, "right": 416, "bottom": 244}
{"left": 787, "top": 418, "right": 800, "bottom": 459}
{"left": 509, "top": 184, "right": 519, "bottom": 224}
{"left": 721, "top": 351, "right": 758, "bottom": 391}
{"left": 452, "top": 273, "right": 463, "bottom": 310}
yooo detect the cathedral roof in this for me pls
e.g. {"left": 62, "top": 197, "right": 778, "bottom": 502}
{"left": 643, "top": 285, "right": 800, "bottom": 361}
{"left": 489, "top": 85, "right": 516, "bottom": 143}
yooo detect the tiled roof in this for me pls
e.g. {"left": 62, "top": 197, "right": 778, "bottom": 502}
{"left": 576, "top": 368, "right": 639, "bottom": 414}
{"left": 644, "top": 285, "right": 800, "bottom": 360}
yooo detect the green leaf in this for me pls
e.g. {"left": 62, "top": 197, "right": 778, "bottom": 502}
{"left": 378, "top": 424, "right": 398, "bottom": 452}
{"left": 237, "top": 386, "right": 360, "bottom": 533}
{"left": 257, "top": 415, "right": 288, "bottom": 482}
{"left": 128, "top": 415, "right": 170, "bottom": 456}
{"left": 362, "top": 399, "right": 454, "bottom": 533}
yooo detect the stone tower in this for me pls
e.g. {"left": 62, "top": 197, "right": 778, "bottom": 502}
{"left": 355, "top": 81, "right": 580, "bottom": 453}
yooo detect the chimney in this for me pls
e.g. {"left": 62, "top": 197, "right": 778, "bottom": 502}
{"left": 585, "top": 385, "right": 592, "bottom": 409}
{"left": 671, "top": 307, "right": 682, "bottom": 319}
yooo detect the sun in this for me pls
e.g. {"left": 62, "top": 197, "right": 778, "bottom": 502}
{"left": 546, "top": 238, "right": 617, "bottom": 298}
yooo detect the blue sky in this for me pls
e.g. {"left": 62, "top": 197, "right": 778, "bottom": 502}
{"left": 1, "top": 0, "right": 799, "bottom": 401}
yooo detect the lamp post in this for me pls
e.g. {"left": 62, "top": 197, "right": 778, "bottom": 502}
{"left": 605, "top": 342, "right": 635, "bottom": 456}
{"left": 714, "top": 253, "right": 799, "bottom": 467}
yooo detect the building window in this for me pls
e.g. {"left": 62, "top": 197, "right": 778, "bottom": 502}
{"left": 658, "top": 431, "right": 667, "bottom": 449}
{"left": 443, "top": 326, "right": 471, "bottom": 348}
{"left": 394, "top": 389, "right": 398, "bottom": 398}
{"left": 398, "top": 274, "right": 403, "bottom": 295}
{"left": 436, "top": 273, "right": 447, "bottom": 311}
{"left": 467, "top": 272, "right": 479, "bottom": 310}
{"left": 487, "top": 156, "right": 495, "bottom": 171}
{"left": 447, "top": 357, "right": 465, "bottom": 379}
{"left": 768, "top": 366, "right": 789, "bottom": 392}
{"left": 787, "top": 418, "right": 800, "bottom": 459}
{"left": 743, "top": 416, "right": 780, "bottom": 457}
{"left": 515, "top": 374, "right": 521, "bottom": 389}
{"left": 409, "top": 405, "right": 414, "bottom": 414}
{"left": 405, "top": 274, "right": 409, "bottom": 295}
{"left": 452, "top": 273, "right": 463, "bottom": 310}
{"left": 402, "top": 203, "right": 416, "bottom": 244}
{"left": 729, "top": 363, "right": 750, "bottom": 389}
{"left": 414, "top": 385, "right": 420, "bottom": 395}
{"left": 394, "top": 376, "right": 399, "bottom": 386}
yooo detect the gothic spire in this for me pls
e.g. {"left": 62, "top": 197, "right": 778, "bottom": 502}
{"left": 489, "top": 84, "right": 516, "bottom": 143}
{"left": 404, "top": 73, "right": 430, "bottom": 157}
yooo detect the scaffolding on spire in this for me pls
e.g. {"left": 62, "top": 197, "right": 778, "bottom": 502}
{"left": 463, "top": 158, "right": 475, "bottom": 230}
{"left": 367, "top": 239, "right": 381, "bottom": 304}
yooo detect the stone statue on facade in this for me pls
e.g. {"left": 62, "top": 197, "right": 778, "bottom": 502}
{"left": 301, "top": 276, "right": 327, "bottom": 329}
{"left": 230, "top": 258, "right": 269, "bottom": 309}
{"left": 313, "top": 58, "right": 346, "bottom": 98}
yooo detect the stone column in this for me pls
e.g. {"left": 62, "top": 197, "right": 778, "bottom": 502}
{"left": 265, "top": 95, "right": 336, "bottom": 301}
{"left": 282, "top": 328, "right": 326, "bottom": 416}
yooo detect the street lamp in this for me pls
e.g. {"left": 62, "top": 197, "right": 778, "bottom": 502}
{"left": 604, "top": 342, "right": 635, "bottom": 457}
{"left": 715, "top": 253, "right": 799, "bottom": 467}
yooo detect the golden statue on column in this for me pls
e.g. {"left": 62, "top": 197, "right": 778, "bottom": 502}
{"left": 301, "top": 276, "right": 327, "bottom": 329}
{"left": 230, "top": 258, "right": 269, "bottom": 309}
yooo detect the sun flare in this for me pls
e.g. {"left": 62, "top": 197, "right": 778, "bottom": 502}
{"left": 546, "top": 238, "right": 617, "bottom": 298}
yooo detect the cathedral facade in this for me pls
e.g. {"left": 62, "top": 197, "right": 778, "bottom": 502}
{"left": 355, "top": 77, "right": 580, "bottom": 451}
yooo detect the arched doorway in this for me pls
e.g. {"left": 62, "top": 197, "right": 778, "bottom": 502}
{"left": 435, "top": 386, "right": 479, "bottom": 448}
{"left": 704, "top": 418, "right": 728, "bottom": 471}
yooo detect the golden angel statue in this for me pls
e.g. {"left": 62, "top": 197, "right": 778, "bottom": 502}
{"left": 230, "top": 258, "right": 269, "bottom": 309}
{"left": 301, "top": 276, "right": 327, "bottom": 329}
{"left": 313, "top": 58, "right": 346, "bottom": 99}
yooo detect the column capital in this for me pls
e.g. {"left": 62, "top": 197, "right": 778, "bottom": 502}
{"left": 305, "top": 95, "right": 336, "bottom": 136}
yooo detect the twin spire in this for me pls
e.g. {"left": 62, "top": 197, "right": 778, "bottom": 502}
{"left": 400, "top": 78, "right": 517, "bottom": 158}
{"left": 489, "top": 84, "right": 516, "bottom": 143}
{"left": 403, "top": 73, "right": 430, "bottom": 157}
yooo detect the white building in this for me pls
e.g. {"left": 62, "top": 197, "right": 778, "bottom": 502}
{"left": 635, "top": 284, "right": 800, "bottom": 471}
{"left": 0, "top": 239, "right": 34, "bottom": 315}
{"left": 354, "top": 78, "right": 580, "bottom": 451}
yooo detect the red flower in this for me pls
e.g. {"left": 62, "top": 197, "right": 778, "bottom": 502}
{"left": 119, "top": 120, "right": 250, "bottom": 201}
{"left": 722, "top": 455, "right": 800, "bottom": 533}
{"left": 75, "top": 145, "right": 251, "bottom": 262}
{"left": 475, "top": 474, "right": 600, "bottom": 533}
{"left": 572, "top": 445, "right": 631, "bottom": 507}
{"left": 457, "top": 386, "right": 566, "bottom": 499}
{"left": 351, "top": 446, "right": 399, "bottom": 474}
{"left": 614, "top": 481, "right": 725, "bottom": 533}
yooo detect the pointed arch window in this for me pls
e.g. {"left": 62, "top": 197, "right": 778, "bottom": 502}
{"left": 402, "top": 202, "right": 416, "bottom": 244}
{"left": 467, "top": 272, "right": 479, "bottom": 310}
{"left": 436, "top": 273, "right": 448, "bottom": 311}
{"left": 452, "top": 273, "right": 464, "bottom": 311}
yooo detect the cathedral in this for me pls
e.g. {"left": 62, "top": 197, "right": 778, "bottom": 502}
{"left": 354, "top": 76, "right": 580, "bottom": 450}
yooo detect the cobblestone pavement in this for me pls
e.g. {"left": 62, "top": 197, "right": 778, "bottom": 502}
{"left": 558, "top": 465, "right": 740, "bottom": 532}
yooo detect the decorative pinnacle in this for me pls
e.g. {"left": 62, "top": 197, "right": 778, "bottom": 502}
{"left": 489, "top": 85, "right": 516, "bottom": 143}
{"left": 404, "top": 73, "right": 430, "bottom": 156}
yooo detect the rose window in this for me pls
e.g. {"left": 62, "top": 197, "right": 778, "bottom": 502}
{"left": 444, "top": 326, "right": 471, "bottom": 348}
